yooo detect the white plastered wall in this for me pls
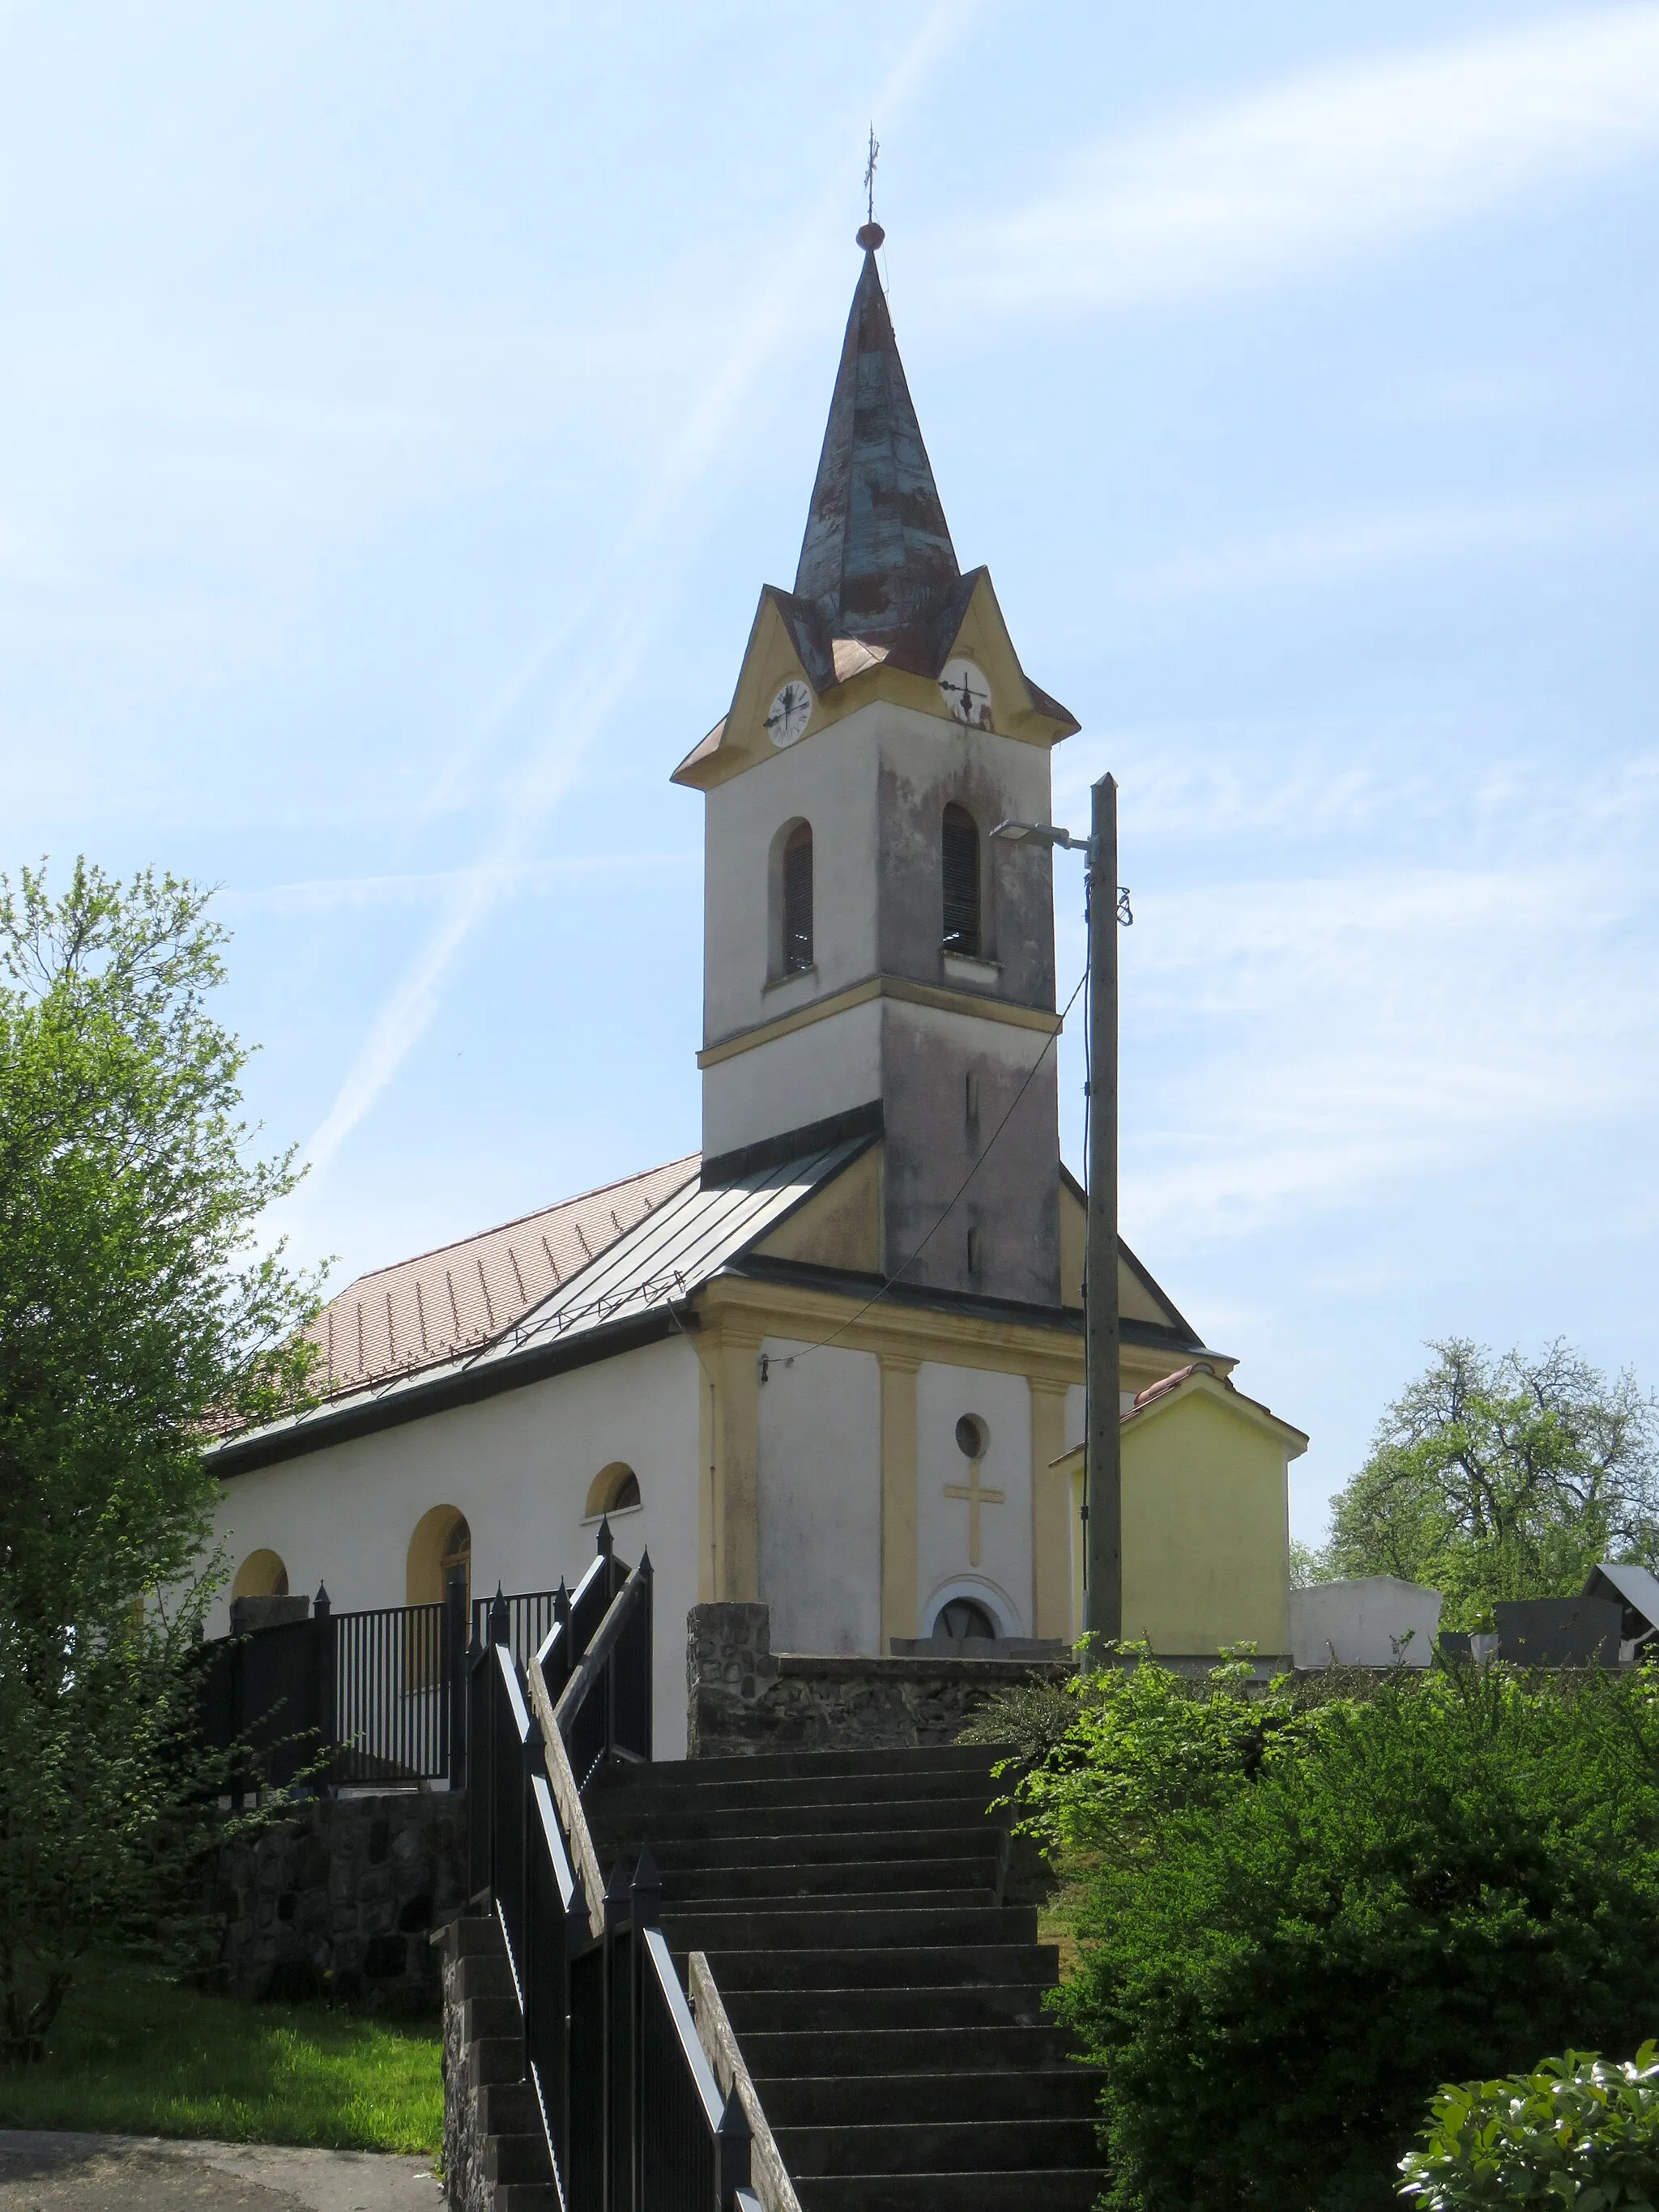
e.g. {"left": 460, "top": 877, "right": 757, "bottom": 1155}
{"left": 915, "top": 1362, "right": 1034, "bottom": 1639}
{"left": 209, "top": 1333, "right": 704, "bottom": 1758}
{"left": 702, "top": 995, "right": 883, "bottom": 1160}
{"left": 702, "top": 710, "right": 882, "bottom": 1042}
{"left": 756, "top": 1337, "right": 882, "bottom": 1656}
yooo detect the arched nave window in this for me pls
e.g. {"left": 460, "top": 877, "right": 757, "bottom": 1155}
{"left": 585, "top": 1463, "right": 642, "bottom": 1519}
{"left": 232, "top": 1549, "right": 288, "bottom": 1600}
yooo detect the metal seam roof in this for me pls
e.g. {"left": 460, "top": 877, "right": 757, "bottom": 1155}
{"left": 211, "top": 1136, "right": 873, "bottom": 1461}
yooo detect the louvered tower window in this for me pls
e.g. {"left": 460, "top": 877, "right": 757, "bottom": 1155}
{"left": 783, "top": 822, "right": 814, "bottom": 974}
{"left": 941, "top": 804, "right": 981, "bottom": 956}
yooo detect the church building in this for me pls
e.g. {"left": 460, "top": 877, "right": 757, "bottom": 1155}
{"left": 208, "top": 228, "right": 1305, "bottom": 1753}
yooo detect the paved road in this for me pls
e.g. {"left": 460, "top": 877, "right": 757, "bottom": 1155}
{"left": 0, "top": 2133, "right": 441, "bottom": 2211}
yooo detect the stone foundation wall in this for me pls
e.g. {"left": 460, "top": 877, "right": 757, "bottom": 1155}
{"left": 439, "top": 1922, "right": 488, "bottom": 2212}
{"left": 687, "top": 1603, "right": 1068, "bottom": 1758}
{"left": 217, "top": 1789, "right": 467, "bottom": 2009}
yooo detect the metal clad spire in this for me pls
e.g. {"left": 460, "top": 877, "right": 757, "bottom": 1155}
{"left": 793, "top": 228, "right": 961, "bottom": 646}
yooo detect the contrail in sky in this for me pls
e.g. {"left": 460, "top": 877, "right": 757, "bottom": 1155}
{"left": 301, "top": 0, "right": 988, "bottom": 1180}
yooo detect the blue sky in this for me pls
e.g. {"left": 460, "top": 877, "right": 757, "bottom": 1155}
{"left": 2, "top": 2, "right": 1656, "bottom": 1541}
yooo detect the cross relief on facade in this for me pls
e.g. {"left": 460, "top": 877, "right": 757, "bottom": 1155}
{"left": 943, "top": 1458, "right": 1005, "bottom": 1568}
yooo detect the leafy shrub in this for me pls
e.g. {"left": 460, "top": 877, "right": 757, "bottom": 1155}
{"left": 955, "top": 1675, "right": 1081, "bottom": 1769}
{"left": 1398, "top": 2044, "right": 1659, "bottom": 2209}
{"left": 1022, "top": 1656, "right": 1659, "bottom": 2212}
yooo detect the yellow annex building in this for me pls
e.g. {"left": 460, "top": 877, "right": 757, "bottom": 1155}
{"left": 209, "top": 228, "right": 1306, "bottom": 1750}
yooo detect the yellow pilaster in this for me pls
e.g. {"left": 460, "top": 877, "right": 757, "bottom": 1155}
{"left": 695, "top": 1350, "right": 716, "bottom": 1605}
{"left": 1030, "top": 1376, "right": 1073, "bottom": 1640}
{"left": 880, "top": 1354, "right": 920, "bottom": 1649}
{"left": 714, "top": 1328, "right": 761, "bottom": 1600}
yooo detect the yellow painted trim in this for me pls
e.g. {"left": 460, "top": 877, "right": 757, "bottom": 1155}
{"left": 1028, "top": 1378, "right": 1072, "bottom": 1640}
{"left": 697, "top": 972, "right": 1062, "bottom": 1069}
{"left": 696, "top": 1353, "right": 716, "bottom": 1605}
{"left": 697, "top": 1274, "right": 1084, "bottom": 1387}
{"left": 1125, "top": 1369, "right": 1309, "bottom": 1455}
{"left": 673, "top": 578, "right": 1077, "bottom": 793}
{"left": 880, "top": 1356, "right": 920, "bottom": 1649}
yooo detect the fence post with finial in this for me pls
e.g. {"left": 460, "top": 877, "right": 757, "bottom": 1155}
{"left": 716, "top": 2081, "right": 753, "bottom": 2210}
{"left": 311, "top": 1583, "right": 335, "bottom": 1793}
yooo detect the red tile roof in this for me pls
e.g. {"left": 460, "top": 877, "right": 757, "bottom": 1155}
{"left": 303, "top": 1154, "right": 701, "bottom": 1401}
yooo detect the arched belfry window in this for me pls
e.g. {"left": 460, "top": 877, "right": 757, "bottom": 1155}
{"left": 942, "top": 804, "right": 981, "bottom": 957}
{"left": 783, "top": 822, "right": 814, "bottom": 974}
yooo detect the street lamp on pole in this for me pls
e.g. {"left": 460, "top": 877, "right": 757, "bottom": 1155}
{"left": 993, "top": 775, "right": 1129, "bottom": 1652}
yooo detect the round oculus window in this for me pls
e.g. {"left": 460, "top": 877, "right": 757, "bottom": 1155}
{"left": 954, "top": 1413, "right": 988, "bottom": 1459}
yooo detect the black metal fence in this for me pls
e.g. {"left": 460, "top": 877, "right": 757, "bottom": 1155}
{"left": 203, "top": 1575, "right": 557, "bottom": 1790}
{"left": 470, "top": 1524, "right": 757, "bottom": 2212}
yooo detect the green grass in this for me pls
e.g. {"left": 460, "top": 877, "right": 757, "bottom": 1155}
{"left": 0, "top": 1950, "right": 441, "bottom": 2154}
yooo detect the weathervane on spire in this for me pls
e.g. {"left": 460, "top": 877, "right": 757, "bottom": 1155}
{"left": 857, "top": 126, "right": 885, "bottom": 251}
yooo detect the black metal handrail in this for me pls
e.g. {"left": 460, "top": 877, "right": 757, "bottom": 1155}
{"left": 553, "top": 1551, "right": 654, "bottom": 1791}
{"left": 467, "top": 1519, "right": 762, "bottom": 2212}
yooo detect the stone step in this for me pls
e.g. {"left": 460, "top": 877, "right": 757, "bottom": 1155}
{"left": 774, "top": 2116, "right": 1100, "bottom": 2176}
{"left": 663, "top": 1856, "right": 1000, "bottom": 1903}
{"left": 742, "top": 2024, "right": 1074, "bottom": 2078}
{"left": 454, "top": 1950, "right": 516, "bottom": 2003}
{"left": 671, "top": 1883, "right": 1000, "bottom": 1918}
{"left": 634, "top": 1825, "right": 1001, "bottom": 1873}
{"left": 494, "top": 2189, "right": 562, "bottom": 2212}
{"left": 662, "top": 1903, "right": 1036, "bottom": 1953}
{"left": 795, "top": 2171, "right": 1107, "bottom": 2212}
{"left": 461, "top": 1993, "right": 522, "bottom": 2043}
{"left": 443, "top": 1910, "right": 503, "bottom": 1961}
{"left": 694, "top": 1941, "right": 1056, "bottom": 1992}
{"left": 477, "top": 2080, "right": 540, "bottom": 2137}
{"left": 718, "top": 1980, "right": 1056, "bottom": 2033}
{"left": 467, "top": 2034, "right": 528, "bottom": 2091}
{"left": 593, "top": 1767, "right": 996, "bottom": 1818}
{"left": 484, "top": 2130, "right": 554, "bottom": 2185}
{"left": 591, "top": 1792, "right": 999, "bottom": 1847}
{"left": 761, "top": 2068, "right": 1102, "bottom": 2125}
{"left": 614, "top": 1746, "right": 1004, "bottom": 1787}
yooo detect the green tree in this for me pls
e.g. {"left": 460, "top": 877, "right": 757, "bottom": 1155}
{"left": 0, "top": 860, "right": 320, "bottom": 2065}
{"left": 1324, "top": 1340, "right": 1658, "bottom": 1630}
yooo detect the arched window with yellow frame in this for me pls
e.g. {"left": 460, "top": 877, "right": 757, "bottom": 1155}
{"left": 584, "top": 1463, "right": 641, "bottom": 1521}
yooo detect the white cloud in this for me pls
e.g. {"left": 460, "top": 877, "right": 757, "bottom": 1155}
{"left": 973, "top": 7, "right": 1659, "bottom": 311}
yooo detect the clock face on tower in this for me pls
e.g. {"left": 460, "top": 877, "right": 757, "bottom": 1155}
{"left": 764, "top": 680, "right": 812, "bottom": 748}
{"left": 939, "top": 658, "right": 992, "bottom": 729}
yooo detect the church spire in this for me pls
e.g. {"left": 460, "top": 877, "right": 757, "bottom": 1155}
{"left": 793, "top": 225, "right": 961, "bottom": 648}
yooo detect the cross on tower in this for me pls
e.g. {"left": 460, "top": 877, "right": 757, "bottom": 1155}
{"left": 864, "top": 125, "right": 880, "bottom": 227}
{"left": 943, "top": 1457, "right": 1005, "bottom": 1569}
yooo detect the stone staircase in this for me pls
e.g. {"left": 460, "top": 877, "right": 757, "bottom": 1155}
{"left": 441, "top": 1913, "right": 561, "bottom": 2212}
{"left": 586, "top": 1742, "right": 1106, "bottom": 2211}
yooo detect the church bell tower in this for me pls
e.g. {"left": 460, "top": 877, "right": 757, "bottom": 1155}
{"left": 672, "top": 225, "right": 1080, "bottom": 1308}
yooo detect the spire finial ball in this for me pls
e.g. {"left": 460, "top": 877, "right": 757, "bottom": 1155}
{"left": 856, "top": 220, "right": 885, "bottom": 252}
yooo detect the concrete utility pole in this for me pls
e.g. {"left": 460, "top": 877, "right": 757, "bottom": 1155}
{"left": 992, "top": 777, "right": 1128, "bottom": 1652}
{"left": 1083, "top": 773, "right": 1121, "bottom": 1648}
